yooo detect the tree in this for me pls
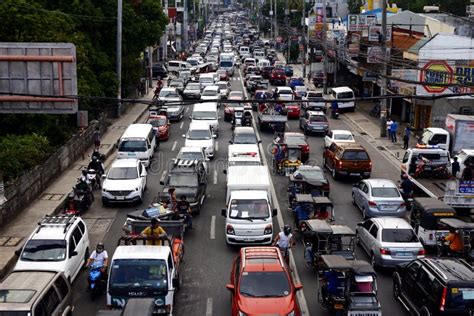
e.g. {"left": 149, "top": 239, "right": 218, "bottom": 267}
{"left": 348, "top": 0, "right": 364, "bottom": 14}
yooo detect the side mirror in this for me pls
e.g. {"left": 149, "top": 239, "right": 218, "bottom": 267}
{"left": 294, "top": 284, "right": 303, "bottom": 291}
{"left": 223, "top": 169, "right": 227, "bottom": 175}
{"left": 212, "top": 135, "right": 217, "bottom": 139}
{"left": 258, "top": 140, "right": 262, "bottom": 144}
{"left": 159, "top": 180, "right": 165, "bottom": 185}
{"left": 221, "top": 208, "right": 227, "bottom": 217}
{"left": 226, "top": 284, "right": 235, "bottom": 292}
{"left": 101, "top": 174, "right": 106, "bottom": 179}
{"left": 188, "top": 116, "right": 192, "bottom": 120}
{"left": 229, "top": 140, "right": 233, "bottom": 144}
{"left": 14, "top": 249, "right": 21, "bottom": 256}
{"left": 272, "top": 208, "right": 278, "bottom": 217}
{"left": 70, "top": 251, "right": 78, "bottom": 258}
{"left": 357, "top": 222, "right": 363, "bottom": 227}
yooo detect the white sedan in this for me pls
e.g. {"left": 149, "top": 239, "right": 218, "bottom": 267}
{"left": 324, "top": 129, "right": 355, "bottom": 148}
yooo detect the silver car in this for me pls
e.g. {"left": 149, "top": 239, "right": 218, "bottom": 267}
{"left": 351, "top": 179, "right": 406, "bottom": 219}
{"left": 356, "top": 217, "right": 425, "bottom": 268}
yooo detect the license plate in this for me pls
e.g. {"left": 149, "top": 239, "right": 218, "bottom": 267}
{"left": 334, "top": 303, "right": 344, "bottom": 309}
{"left": 127, "top": 152, "right": 136, "bottom": 156}
{"left": 379, "top": 204, "right": 391, "bottom": 210}
{"left": 287, "top": 110, "right": 293, "bottom": 112}
{"left": 397, "top": 252, "right": 411, "bottom": 257}
{"left": 350, "top": 173, "right": 360, "bottom": 176}
{"left": 115, "top": 196, "right": 125, "bottom": 200}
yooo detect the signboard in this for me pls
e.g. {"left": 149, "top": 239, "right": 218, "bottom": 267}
{"left": 391, "top": 69, "right": 418, "bottom": 89}
{"left": 276, "top": 36, "right": 283, "bottom": 43}
{"left": 366, "top": 15, "right": 377, "bottom": 26}
{"left": 358, "top": 15, "right": 367, "bottom": 28}
{"left": 418, "top": 60, "right": 453, "bottom": 94}
{"left": 368, "top": 25, "right": 392, "bottom": 41}
{"left": 348, "top": 15, "right": 358, "bottom": 31}
{"left": 459, "top": 181, "right": 474, "bottom": 194}
{"left": 363, "top": 71, "right": 378, "bottom": 82}
{"left": 0, "top": 43, "right": 78, "bottom": 114}
{"left": 367, "top": 47, "right": 390, "bottom": 63}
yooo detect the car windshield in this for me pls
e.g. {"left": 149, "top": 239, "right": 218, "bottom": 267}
{"left": 202, "top": 90, "right": 218, "bottom": 96}
{"left": 342, "top": 151, "right": 369, "bottom": 160}
{"left": 217, "top": 83, "right": 228, "bottom": 90}
{"left": 334, "top": 133, "right": 353, "bottom": 141}
{"left": 381, "top": 229, "right": 418, "bottom": 242}
{"left": 229, "top": 92, "right": 243, "bottom": 98}
{"left": 169, "top": 173, "right": 198, "bottom": 187}
{"left": 187, "top": 59, "right": 199, "bottom": 66}
{"left": 148, "top": 118, "right": 167, "bottom": 126}
{"left": 229, "top": 199, "right": 269, "bottom": 219}
{"left": 240, "top": 271, "right": 290, "bottom": 298}
{"left": 188, "top": 129, "right": 211, "bottom": 140}
{"left": 178, "top": 152, "right": 204, "bottom": 161}
{"left": 0, "top": 290, "right": 36, "bottom": 304}
{"left": 193, "top": 111, "right": 217, "bottom": 120}
{"left": 159, "top": 90, "right": 178, "bottom": 98}
{"left": 119, "top": 140, "right": 147, "bottom": 152}
{"left": 21, "top": 240, "right": 66, "bottom": 262}
{"left": 220, "top": 61, "right": 233, "bottom": 67}
{"left": 371, "top": 187, "right": 400, "bottom": 197}
{"left": 338, "top": 91, "right": 354, "bottom": 99}
{"left": 310, "top": 116, "right": 326, "bottom": 122}
{"left": 448, "top": 286, "right": 474, "bottom": 310}
{"left": 285, "top": 135, "right": 306, "bottom": 145}
{"left": 110, "top": 259, "right": 168, "bottom": 293}
{"left": 108, "top": 167, "right": 138, "bottom": 180}
{"left": 187, "top": 84, "right": 201, "bottom": 90}
{"left": 295, "top": 169, "right": 325, "bottom": 180}
{"left": 200, "top": 78, "right": 214, "bottom": 83}
{"left": 234, "top": 133, "right": 257, "bottom": 144}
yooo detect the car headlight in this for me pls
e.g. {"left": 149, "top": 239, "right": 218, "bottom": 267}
{"left": 206, "top": 146, "right": 213, "bottom": 152}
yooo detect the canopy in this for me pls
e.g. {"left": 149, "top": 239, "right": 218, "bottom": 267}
{"left": 414, "top": 197, "right": 455, "bottom": 214}
{"left": 295, "top": 194, "right": 315, "bottom": 203}
{"left": 331, "top": 225, "right": 355, "bottom": 236}
{"left": 313, "top": 196, "right": 333, "bottom": 207}
{"left": 321, "top": 255, "right": 352, "bottom": 270}
{"left": 351, "top": 260, "right": 376, "bottom": 276}
{"left": 439, "top": 218, "right": 474, "bottom": 230}
{"left": 304, "top": 219, "right": 332, "bottom": 234}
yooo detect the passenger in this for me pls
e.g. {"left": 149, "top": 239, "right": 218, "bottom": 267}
{"left": 444, "top": 228, "right": 463, "bottom": 254}
{"left": 140, "top": 218, "right": 167, "bottom": 246}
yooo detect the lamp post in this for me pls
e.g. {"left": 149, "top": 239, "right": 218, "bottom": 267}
{"left": 116, "top": 0, "right": 122, "bottom": 117}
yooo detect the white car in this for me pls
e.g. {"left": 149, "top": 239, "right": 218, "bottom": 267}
{"left": 216, "top": 81, "right": 230, "bottom": 99}
{"left": 324, "top": 130, "right": 356, "bottom": 148}
{"left": 101, "top": 158, "right": 147, "bottom": 205}
{"left": 276, "top": 86, "right": 294, "bottom": 101}
{"left": 201, "top": 85, "right": 221, "bottom": 101}
{"left": 158, "top": 87, "right": 182, "bottom": 102}
{"left": 14, "top": 215, "right": 90, "bottom": 282}
{"left": 184, "top": 121, "right": 216, "bottom": 159}
{"left": 177, "top": 146, "right": 209, "bottom": 173}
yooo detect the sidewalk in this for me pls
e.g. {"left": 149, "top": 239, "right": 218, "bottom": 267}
{"left": 0, "top": 88, "right": 154, "bottom": 278}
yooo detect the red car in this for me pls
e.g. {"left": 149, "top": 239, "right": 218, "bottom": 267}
{"left": 226, "top": 247, "right": 302, "bottom": 316}
{"left": 217, "top": 69, "right": 229, "bottom": 81}
{"left": 225, "top": 91, "right": 245, "bottom": 121}
{"left": 283, "top": 132, "right": 310, "bottom": 162}
{"left": 146, "top": 115, "right": 170, "bottom": 140}
{"left": 269, "top": 68, "right": 287, "bottom": 86}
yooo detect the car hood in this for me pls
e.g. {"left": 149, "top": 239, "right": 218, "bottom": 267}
{"left": 165, "top": 106, "right": 182, "bottom": 112}
{"left": 201, "top": 95, "right": 219, "bottom": 100}
{"left": 238, "top": 295, "right": 295, "bottom": 315}
{"left": 159, "top": 97, "right": 181, "bottom": 102}
{"left": 185, "top": 138, "right": 213, "bottom": 148}
{"left": 103, "top": 178, "right": 141, "bottom": 191}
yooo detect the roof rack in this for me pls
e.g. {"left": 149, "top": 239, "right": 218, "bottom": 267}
{"left": 174, "top": 159, "right": 198, "bottom": 167}
{"left": 36, "top": 215, "right": 77, "bottom": 234}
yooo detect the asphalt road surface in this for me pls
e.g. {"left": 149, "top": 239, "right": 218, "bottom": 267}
{"left": 71, "top": 69, "right": 409, "bottom": 316}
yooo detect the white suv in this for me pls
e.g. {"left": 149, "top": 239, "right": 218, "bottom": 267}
{"left": 14, "top": 215, "right": 90, "bottom": 282}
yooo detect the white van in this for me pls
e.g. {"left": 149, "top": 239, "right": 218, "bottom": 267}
{"left": 257, "top": 59, "right": 271, "bottom": 70}
{"left": 168, "top": 60, "right": 192, "bottom": 73}
{"left": 331, "top": 86, "right": 355, "bottom": 111}
{"left": 199, "top": 73, "right": 216, "bottom": 88}
{"left": 191, "top": 102, "right": 219, "bottom": 137}
{"left": 222, "top": 166, "right": 277, "bottom": 245}
{"left": 226, "top": 144, "right": 262, "bottom": 170}
{"left": 253, "top": 50, "right": 265, "bottom": 62}
{"left": 239, "top": 46, "right": 250, "bottom": 56}
{"left": 117, "top": 124, "right": 156, "bottom": 167}
{"left": 183, "top": 121, "right": 216, "bottom": 159}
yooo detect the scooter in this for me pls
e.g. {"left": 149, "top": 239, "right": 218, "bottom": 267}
{"left": 331, "top": 108, "right": 340, "bottom": 119}
{"left": 86, "top": 169, "right": 100, "bottom": 190}
{"left": 73, "top": 179, "right": 93, "bottom": 214}
{"left": 88, "top": 264, "right": 105, "bottom": 301}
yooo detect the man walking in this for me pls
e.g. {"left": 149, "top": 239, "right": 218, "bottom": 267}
{"left": 386, "top": 118, "right": 393, "bottom": 140}
{"left": 390, "top": 119, "right": 398, "bottom": 142}
{"left": 403, "top": 125, "right": 411, "bottom": 149}
{"left": 451, "top": 157, "right": 460, "bottom": 178}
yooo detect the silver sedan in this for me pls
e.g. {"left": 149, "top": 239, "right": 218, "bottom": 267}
{"left": 356, "top": 217, "right": 425, "bottom": 268}
{"left": 351, "top": 179, "right": 406, "bottom": 219}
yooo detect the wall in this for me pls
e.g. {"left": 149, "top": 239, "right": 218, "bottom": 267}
{"left": 418, "top": 98, "right": 474, "bottom": 127}
{"left": 0, "top": 115, "right": 108, "bottom": 227}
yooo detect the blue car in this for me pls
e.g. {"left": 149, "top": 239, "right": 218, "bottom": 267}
{"left": 288, "top": 77, "right": 305, "bottom": 89}
{"left": 284, "top": 65, "right": 294, "bottom": 77}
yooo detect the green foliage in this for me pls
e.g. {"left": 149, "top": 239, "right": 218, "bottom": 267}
{"left": 348, "top": 0, "right": 365, "bottom": 14}
{"left": 0, "top": 134, "right": 52, "bottom": 182}
{"left": 391, "top": 0, "right": 469, "bottom": 15}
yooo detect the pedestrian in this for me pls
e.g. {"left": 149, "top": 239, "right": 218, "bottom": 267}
{"left": 451, "top": 157, "right": 460, "bottom": 178}
{"left": 390, "top": 119, "right": 398, "bottom": 142}
{"left": 176, "top": 195, "right": 193, "bottom": 229}
{"left": 403, "top": 125, "right": 411, "bottom": 149}
{"left": 386, "top": 118, "right": 393, "bottom": 140}
{"left": 462, "top": 163, "right": 473, "bottom": 181}
{"left": 93, "top": 126, "right": 101, "bottom": 150}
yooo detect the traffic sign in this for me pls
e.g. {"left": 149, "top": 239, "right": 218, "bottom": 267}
{"left": 420, "top": 60, "right": 453, "bottom": 94}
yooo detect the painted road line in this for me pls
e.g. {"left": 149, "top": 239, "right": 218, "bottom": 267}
{"left": 213, "top": 170, "right": 218, "bottom": 184}
{"left": 215, "top": 141, "right": 219, "bottom": 152}
{"left": 180, "top": 121, "right": 184, "bottom": 129}
{"left": 210, "top": 216, "right": 216, "bottom": 240}
{"left": 205, "top": 297, "right": 213, "bottom": 316}
{"left": 238, "top": 69, "right": 310, "bottom": 315}
{"left": 171, "top": 141, "right": 177, "bottom": 151}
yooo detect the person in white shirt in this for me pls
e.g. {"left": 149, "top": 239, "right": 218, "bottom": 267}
{"left": 386, "top": 118, "right": 393, "bottom": 140}
{"left": 273, "top": 225, "right": 295, "bottom": 262}
{"left": 87, "top": 242, "right": 108, "bottom": 273}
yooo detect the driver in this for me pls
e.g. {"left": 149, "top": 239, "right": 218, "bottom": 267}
{"left": 400, "top": 173, "right": 413, "bottom": 199}
{"left": 87, "top": 242, "right": 109, "bottom": 278}
{"left": 444, "top": 228, "right": 463, "bottom": 254}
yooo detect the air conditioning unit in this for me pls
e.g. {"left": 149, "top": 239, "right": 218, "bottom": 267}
{"left": 459, "top": 106, "right": 472, "bottom": 115}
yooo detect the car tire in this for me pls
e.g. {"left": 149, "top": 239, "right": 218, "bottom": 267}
{"left": 303, "top": 127, "right": 309, "bottom": 135}
{"left": 355, "top": 232, "right": 361, "bottom": 246}
{"left": 370, "top": 253, "right": 378, "bottom": 270}
{"left": 420, "top": 307, "right": 431, "bottom": 316}
{"left": 101, "top": 198, "right": 109, "bottom": 207}
{"left": 362, "top": 207, "right": 368, "bottom": 220}
{"left": 351, "top": 193, "right": 356, "bottom": 206}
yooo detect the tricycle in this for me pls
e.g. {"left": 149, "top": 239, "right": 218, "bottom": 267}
{"left": 290, "top": 194, "right": 335, "bottom": 230}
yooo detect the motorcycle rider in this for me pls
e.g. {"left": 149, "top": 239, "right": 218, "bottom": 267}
{"left": 64, "top": 192, "right": 78, "bottom": 214}
{"left": 399, "top": 173, "right": 414, "bottom": 200}
{"left": 87, "top": 156, "right": 104, "bottom": 189}
{"left": 331, "top": 100, "right": 339, "bottom": 118}
{"left": 87, "top": 242, "right": 109, "bottom": 281}
{"left": 273, "top": 225, "right": 295, "bottom": 263}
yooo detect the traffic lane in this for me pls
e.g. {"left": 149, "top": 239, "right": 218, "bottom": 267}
{"left": 258, "top": 102, "right": 408, "bottom": 315}
{"left": 72, "top": 108, "right": 196, "bottom": 314}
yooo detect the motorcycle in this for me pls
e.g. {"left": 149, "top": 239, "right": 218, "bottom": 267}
{"left": 86, "top": 169, "right": 100, "bottom": 190}
{"left": 331, "top": 108, "right": 340, "bottom": 119}
{"left": 72, "top": 179, "right": 93, "bottom": 214}
{"left": 88, "top": 264, "right": 106, "bottom": 301}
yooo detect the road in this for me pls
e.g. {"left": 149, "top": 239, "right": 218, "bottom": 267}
{"left": 71, "top": 69, "right": 409, "bottom": 316}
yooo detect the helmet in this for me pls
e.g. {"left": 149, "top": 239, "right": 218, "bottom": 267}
{"left": 92, "top": 156, "right": 98, "bottom": 163}
{"left": 283, "top": 225, "right": 291, "bottom": 236}
{"left": 96, "top": 242, "right": 105, "bottom": 253}
{"left": 68, "top": 192, "right": 75, "bottom": 199}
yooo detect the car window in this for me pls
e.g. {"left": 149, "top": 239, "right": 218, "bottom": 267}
{"left": 77, "top": 220, "right": 86, "bottom": 235}
{"left": 54, "top": 276, "right": 69, "bottom": 299}
{"left": 168, "top": 254, "right": 173, "bottom": 270}
{"left": 417, "top": 268, "right": 436, "bottom": 297}
{"left": 72, "top": 227, "right": 82, "bottom": 248}
{"left": 362, "top": 184, "right": 369, "bottom": 194}
{"left": 68, "top": 236, "right": 76, "bottom": 257}
{"left": 371, "top": 187, "right": 400, "bottom": 197}
{"left": 35, "top": 287, "right": 60, "bottom": 316}
{"left": 363, "top": 220, "right": 373, "bottom": 231}
{"left": 358, "top": 182, "right": 365, "bottom": 190}
{"left": 234, "top": 257, "right": 241, "bottom": 287}
{"left": 328, "top": 143, "right": 337, "bottom": 152}
{"left": 402, "top": 151, "right": 409, "bottom": 163}
{"left": 382, "top": 229, "right": 418, "bottom": 242}
{"left": 369, "top": 224, "right": 378, "bottom": 238}
{"left": 406, "top": 260, "right": 421, "bottom": 277}
{"left": 342, "top": 150, "right": 369, "bottom": 160}
{"left": 327, "top": 131, "right": 333, "bottom": 138}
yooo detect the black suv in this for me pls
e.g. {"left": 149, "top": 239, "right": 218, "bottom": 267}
{"left": 393, "top": 258, "right": 474, "bottom": 315}
{"left": 152, "top": 63, "right": 168, "bottom": 79}
{"left": 159, "top": 159, "right": 207, "bottom": 214}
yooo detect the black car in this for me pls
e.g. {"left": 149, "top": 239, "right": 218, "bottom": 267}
{"left": 393, "top": 257, "right": 474, "bottom": 316}
{"left": 152, "top": 63, "right": 168, "bottom": 79}
{"left": 159, "top": 159, "right": 207, "bottom": 214}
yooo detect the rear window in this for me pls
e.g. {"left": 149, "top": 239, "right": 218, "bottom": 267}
{"left": 448, "top": 287, "right": 474, "bottom": 310}
{"left": 342, "top": 150, "right": 369, "bottom": 160}
{"left": 371, "top": 187, "right": 400, "bottom": 197}
{"left": 0, "top": 289, "right": 36, "bottom": 303}
{"left": 336, "top": 91, "right": 354, "bottom": 99}
{"left": 382, "top": 229, "right": 418, "bottom": 242}
{"left": 310, "top": 115, "right": 327, "bottom": 122}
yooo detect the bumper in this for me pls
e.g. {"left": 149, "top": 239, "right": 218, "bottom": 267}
{"left": 183, "top": 93, "right": 200, "bottom": 100}
{"left": 226, "top": 234, "right": 273, "bottom": 245}
{"left": 376, "top": 254, "right": 423, "bottom": 268}
{"left": 366, "top": 207, "right": 407, "bottom": 218}
{"left": 336, "top": 170, "right": 371, "bottom": 177}
{"left": 102, "top": 191, "right": 142, "bottom": 204}
{"left": 287, "top": 109, "right": 300, "bottom": 118}
{"left": 305, "top": 125, "right": 328, "bottom": 134}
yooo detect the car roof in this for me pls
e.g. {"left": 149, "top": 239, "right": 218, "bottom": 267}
{"left": 113, "top": 245, "right": 170, "bottom": 260}
{"left": 364, "top": 178, "right": 397, "bottom": 188}
{"left": 111, "top": 158, "right": 139, "bottom": 168}
{"left": 421, "top": 258, "right": 474, "bottom": 282}
{"left": 203, "top": 85, "right": 219, "bottom": 90}
{"left": 32, "top": 216, "right": 83, "bottom": 240}
{"left": 277, "top": 86, "right": 292, "bottom": 91}
{"left": 371, "top": 217, "right": 411, "bottom": 229}
{"left": 179, "top": 146, "right": 204, "bottom": 153}
{"left": 241, "top": 247, "right": 285, "bottom": 272}
{"left": 193, "top": 102, "right": 218, "bottom": 111}
{"left": 307, "top": 111, "right": 325, "bottom": 116}
{"left": 331, "top": 129, "right": 352, "bottom": 135}
{"left": 161, "top": 87, "right": 176, "bottom": 92}
{"left": 189, "top": 120, "right": 212, "bottom": 129}
{"left": 234, "top": 126, "right": 255, "bottom": 134}
{"left": 337, "top": 143, "right": 366, "bottom": 150}
{"left": 458, "top": 149, "right": 474, "bottom": 155}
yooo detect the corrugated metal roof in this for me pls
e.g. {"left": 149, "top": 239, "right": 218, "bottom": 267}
{"left": 407, "top": 37, "right": 430, "bottom": 54}
{"left": 389, "top": 33, "right": 423, "bottom": 51}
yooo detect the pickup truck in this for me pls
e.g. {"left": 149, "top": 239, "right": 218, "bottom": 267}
{"left": 107, "top": 221, "right": 185, "bottom": 315}
{"left": 256, "top": 102, "right": 288, "bottom": 132}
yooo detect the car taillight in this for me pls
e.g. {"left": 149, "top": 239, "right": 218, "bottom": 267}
{"left": 418, "top": 248, "right": 426, "bottom": 256}
{"left": 264, "top": 224, "right": 272, "bottom": 235}
{"left": 380, "top": 248, "right": 391, "bottom": 255}
{"left": 337, "top": 161, "right": 343, "bottom": 168}
{"left": 440, "top": 287, "right": 447, "bottom": 311}
{"left": 368, "top": 200, "right": 377, "bottom": 207}
{"left": 369, "top": 161, "right": 373, "bottom": 168}
{"left": 165, "top": 305, "right": 172, "bottom": 313}
{"left": 227, "top": 225, "right": 235, "bottom": 235}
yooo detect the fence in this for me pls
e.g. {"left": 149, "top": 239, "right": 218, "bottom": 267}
{"left": 0, "top": 115, "right": 108, "bottom": 226}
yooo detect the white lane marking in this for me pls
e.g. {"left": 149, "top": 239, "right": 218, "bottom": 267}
{"left": 213, "top": 170, "right": 218, "bottom": 184}
{"left": 210, "top": 216, "right": 216, "bottom": 240}
{"left": 238, "top": 69, "right": 310, "bottom": 315}
{"left": 171, "top": 141, "right": 177, "bottom": 151}
{"left": 185, "top": 107, "right": 189, "bottom": 113}
{"left": 206, "top": 297, "right": 213, "bottom": 316}
{"left": 215, "top": 141, "right": 219, "bottom": 152}
{"left": 180, "top": 121, "right": 184, "bottom": 129}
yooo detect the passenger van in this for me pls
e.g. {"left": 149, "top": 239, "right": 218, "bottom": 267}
{"left": 167, "top": 60, "right": 192, "bottom": 73}
{"left": 0, "top": 270, "right": 73, "bottom": 315}
{"left": 239, "top": 46, "right": 250, "bottom": 56}
{"left": 199, "top": 73, "right": 217, "bottom": 88}
{"left": 191, "top": 102, "right": 219, "bottom": 137}
{"left": 330, "top": 86, "right": 355, "bottom": 111}
{"left": 257, "top": 59, "right": 271, "bottom": 70}
{"left": 117, "top": 124, "right": 156, "bottom": 167}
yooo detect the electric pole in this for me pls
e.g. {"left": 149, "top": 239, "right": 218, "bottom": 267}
{"left": 380, "top": 1, "right": 388, "bottom": 137}
{"left": 117, "top": 0, "right": 122, "bottom": 117}
{"left": 285, "top": 0, "right": 290, "bottom": 64}
{"left": 302, "top": 0, "right": 306, "bottom": 78}
{"left": 322, "top": 0, "right": 328, "bottom": 94}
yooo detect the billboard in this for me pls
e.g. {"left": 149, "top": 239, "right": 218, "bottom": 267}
{"left": 0, "top": 43, "right": 77, "bottom": 114}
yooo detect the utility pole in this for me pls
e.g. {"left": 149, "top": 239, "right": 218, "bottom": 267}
{"left": 302, "top": 0, "right": 306, "bottom": 78}
{"left": 285, "top": 0, "right": 290, "bottom": 64}
{"left": 322, "top": 0, "right": 328, "bottom": 94}
{"left": 270, "top": 0, "right": 273, "bottom": 39}
{"left": 275, "top": 0, "right": 278, "bottom": 37}
{"left": 183, "top": 0, "right": 188, "bottom": 52}
{"left": 380, "top": 1, "right": 388, "bottom": 137}
{"left": 148, "top": 46, "right": 153, "bottom": 88}
{"left": 116, "top": 0, "right": 122, "bottom": 117}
